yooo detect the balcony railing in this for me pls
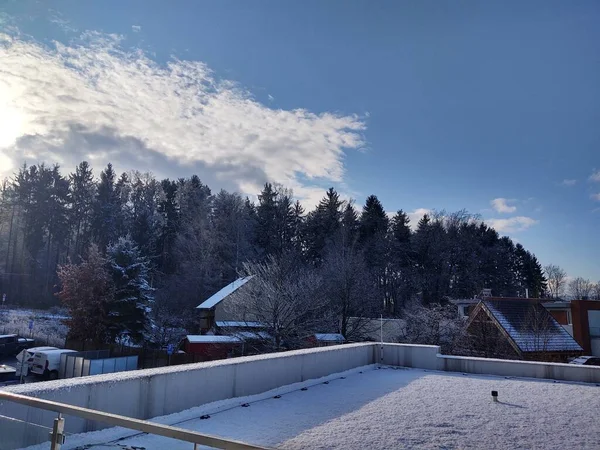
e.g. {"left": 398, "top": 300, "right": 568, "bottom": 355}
{"left": 0, "top": 390, "right": 270, "bottom": 450}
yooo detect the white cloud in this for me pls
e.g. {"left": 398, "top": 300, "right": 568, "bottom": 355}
{"left": 0, "top": 31, "right": 365, "bottom": 203}
{"left": 561, "top": 179, "right": 577, "bottom": 186}
{"left": 486, "top": 216, "right": 538, "bottom": 233}
{"left": 491, "top": 198, "right": 517, "bottom": 214}
{"left": 590, "top": 170, "right": 600, "bottom": 182}
{"left": 591, "top": 193, "right": 600, "bottom": 202}
{"left": 385, "top": 208, "right": 432, "bottom": 230}
{"left": 131, "top": 25, "right": 141, "bottom": 32}
{"left": 267, "top": 94, "right": 274, "bottom": 102}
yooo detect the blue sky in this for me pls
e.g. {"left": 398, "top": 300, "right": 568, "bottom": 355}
{"left": 0, "top": 1, "right": 599, "bottom": 280}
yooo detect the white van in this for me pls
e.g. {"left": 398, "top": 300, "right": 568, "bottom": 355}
{"left": 30, "top": 349, "right": 77, "bottom": 380}
{"left": 15, "top": 346, "right": 58, "bottom": 377}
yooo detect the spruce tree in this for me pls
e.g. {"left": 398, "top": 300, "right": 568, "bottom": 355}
{"left": 106, "top": 236, "right": 154, "bottom": 344}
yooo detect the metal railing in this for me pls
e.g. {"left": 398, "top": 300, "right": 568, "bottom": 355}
{"left": 0, "top": 391, "right": 270, "bottom": 450}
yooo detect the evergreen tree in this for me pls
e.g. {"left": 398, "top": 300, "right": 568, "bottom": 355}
{"left": 389, "top": 210, "right": 414, "bottom": 309}
{"left": 92, "top": 164, "right": 120, "bottom": 250}
{"left": 106, "top": 236, "right": 154, "bottom": 343}
{"left": 157, "top": 179, "right": 179, "bottom": 274}
{"left": 305, "top": 188, "right": 344, "bottom": 263}
{"left": 254, "top": 183, "right": 278, "bottom": 257}
{"left": 69, "top": 161, "right": 96, "bottom": 259}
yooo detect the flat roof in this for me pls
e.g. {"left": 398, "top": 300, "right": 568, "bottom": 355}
{"left": 53, "top": 365, "right": 600, "bottom": 450}
{"left": 185, "top": 335, "right": 241, "bottom": 344}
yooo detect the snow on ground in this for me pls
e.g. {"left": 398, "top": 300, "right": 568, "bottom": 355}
{"left": 23, "top": 364, "right": 600, "bottom": 450}
{"left": 0, "top": 308, "right": 68, "bottom": 347}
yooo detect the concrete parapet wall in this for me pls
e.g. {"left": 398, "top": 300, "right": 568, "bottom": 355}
{"left": 0, "top": 343, "right": 375, "bottom": 449}
{"left": 2, "top": 341, "right": 599, "bottom": 449}
{"left": 439, "top": 354, "right": 600, "bottom": 383}
{"left": 379, "top": 343, "right": 442, "bottom": 369}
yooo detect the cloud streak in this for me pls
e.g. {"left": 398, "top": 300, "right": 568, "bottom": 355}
{"left": 561, "top": 179, "right": 577, "bottom": 186}
{"left": 590, "top": 170, "right": 600, "bottom": 183}
{"left": 0, "top": 31, "right": 365, "bottom": 203}
{"left": 486, "top": 216, "right": 538, "bottom": 233}
{"left": 491, "top": 198, "right": 517, "bottom": 214}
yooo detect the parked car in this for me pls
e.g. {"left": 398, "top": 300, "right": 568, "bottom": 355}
{"left": 30, "top": 349, "right": 77, "bottom": 380}
{"left": 0, "top": 364, "right": 17, "bottom": 382}
{"left": 0, "top": 334, "right": 37, "bottom": 357}
{"left": 569, "top": 356, "right": 600, "bottom": 366}
{"left": 15, "top": 346, "right": 58, "bottom": 377}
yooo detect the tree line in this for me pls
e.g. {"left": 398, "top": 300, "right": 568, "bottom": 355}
{"left": 0, "top": 161, "right": 579, "bottom": 344}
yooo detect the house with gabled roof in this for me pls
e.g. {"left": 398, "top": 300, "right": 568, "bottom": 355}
{"left": 466, "top": 298, "right": 583, "bottom": 362}
{"left": 195, "top": 276, "right": 254, "bottom": 333}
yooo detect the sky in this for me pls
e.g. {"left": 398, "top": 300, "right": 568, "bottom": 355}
{"left": 0, "top": 1, "right": 599, "bottom": 280}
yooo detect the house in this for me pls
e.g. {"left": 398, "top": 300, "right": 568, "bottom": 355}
{"left": 450, "top": 298, "right": 480, "bottom": 319}
{"left": 182, "top": 335, "right": 242, "bottom": 360}
{"left": 542, "top": 301, "right": 573, "bottom": 336}
{"left": 305, "top": 333, "right": 346, "bottom": 347}
{"left": 195, "top": 276, "right": 254, "bottom": 333}
{"left": 466, "top": 298, "right": 583, "bottom": 362}
{"left": 544, "top": 300, "right": 600, "bottom": 356}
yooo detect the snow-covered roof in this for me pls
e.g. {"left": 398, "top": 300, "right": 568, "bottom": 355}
{"left": 482, "top": 300, "right": 583, "bottom": 353}
{"left": 50, "top": 366, "right": 600, "bottom": 450}
{"left": 233, "top": 331, "right": 272, "bottom": 341}
{"left": 314, "top": 333, "right": 345, "bottom": 342}
{"left": 196, "top": 276, "right": 254, "bottom": 309}
{"left": 216, "top": 321, "right": 264, "bottom": 328}
{"left": 185, "top": 335, "right": 242, "bottom": 344}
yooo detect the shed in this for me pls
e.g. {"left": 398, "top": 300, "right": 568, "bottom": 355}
{"left": 305, "top": 333, "right": 346, "bottom": 347}
{"left": 183, "top": 335, "right": 242, "bottom": 360}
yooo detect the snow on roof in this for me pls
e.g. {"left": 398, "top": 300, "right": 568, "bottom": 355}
{"left": 196, "top": 276, "right": 254, "bottom": 309}
{"left": 215, "top": 321, "right": 264, "bottom": 328}
{"left": 233, "top": 331, "right": 272, "bottom": 341}
{"left": 52, "top": 366, "right": 600, "bottom": 450}
{"left": 482, "top": 300, "right": 583, "bottom": 353}
{"left": 314, "top": 333, "right": 345, "bottom": 342}
{"left": 185, "top": 335, "right": 241, "bottom": 344}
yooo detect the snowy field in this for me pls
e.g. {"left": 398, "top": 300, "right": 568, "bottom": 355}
{"left": 0, "top": 308, "right": 68, "bottom": 347}
{"left": 23, "top": 365, "right": 600, "bottom": 450}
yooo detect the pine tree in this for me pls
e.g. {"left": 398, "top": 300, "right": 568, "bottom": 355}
{"left": 254, "top": 183, "right": 279, "bottom": 257}
{"left": 389, "top": 210, "right": 414, "bottom": 309}
{"left": 358, "top": 195, "right": 390, "bottom": 311}
{"left": 305, "top": 188, "right": 344, "bottom": 263}
{"left": 69, "top": 161, "right": 96, "bottom": 259}
{"left": 106, "top": 236, "right": 154, "bottom": 344}
{"left": 92, "top": 164, "right": 120, "bottom": 250}
{"left": 157, "top": 179, "right": 179, "bottom": 274}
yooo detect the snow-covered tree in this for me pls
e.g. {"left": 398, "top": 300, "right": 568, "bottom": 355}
{"left": 227, "top": 253, "right": 332, "bottom": 351}
{"left": 400, "top": 303, "right": 466, "bottom": 353}
{"left": 106, "top": 236, "right": 154, "bottom": 344}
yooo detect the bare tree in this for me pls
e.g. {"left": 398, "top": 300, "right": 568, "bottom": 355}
{"left": 592, "top": 282, "right": 600, "bottom": 301}
{"left": 569, "top": 277, "right": 594, "bottom": 300}
{"left": 544, "top": 264, "right": 567, "bottom": 299}
{"left": 226, "top": 253, "right": 333, "bottom": 351}
{"left": 320, "top": 239, "right": 379, "bottom": 341}
{"left": 400, "top": 302, "right": 466, "bottom": 354}
{"left": 519, "top": 304, "right": 554, "bottom": 356}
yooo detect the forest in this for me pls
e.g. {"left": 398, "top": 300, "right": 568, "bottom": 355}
{"left": 0, "top": 161, "right": 561, "bottom": 345}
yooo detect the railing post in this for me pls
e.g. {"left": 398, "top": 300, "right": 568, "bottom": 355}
{"left": 49, "top": 413, "right": 65, "bottom": 450}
